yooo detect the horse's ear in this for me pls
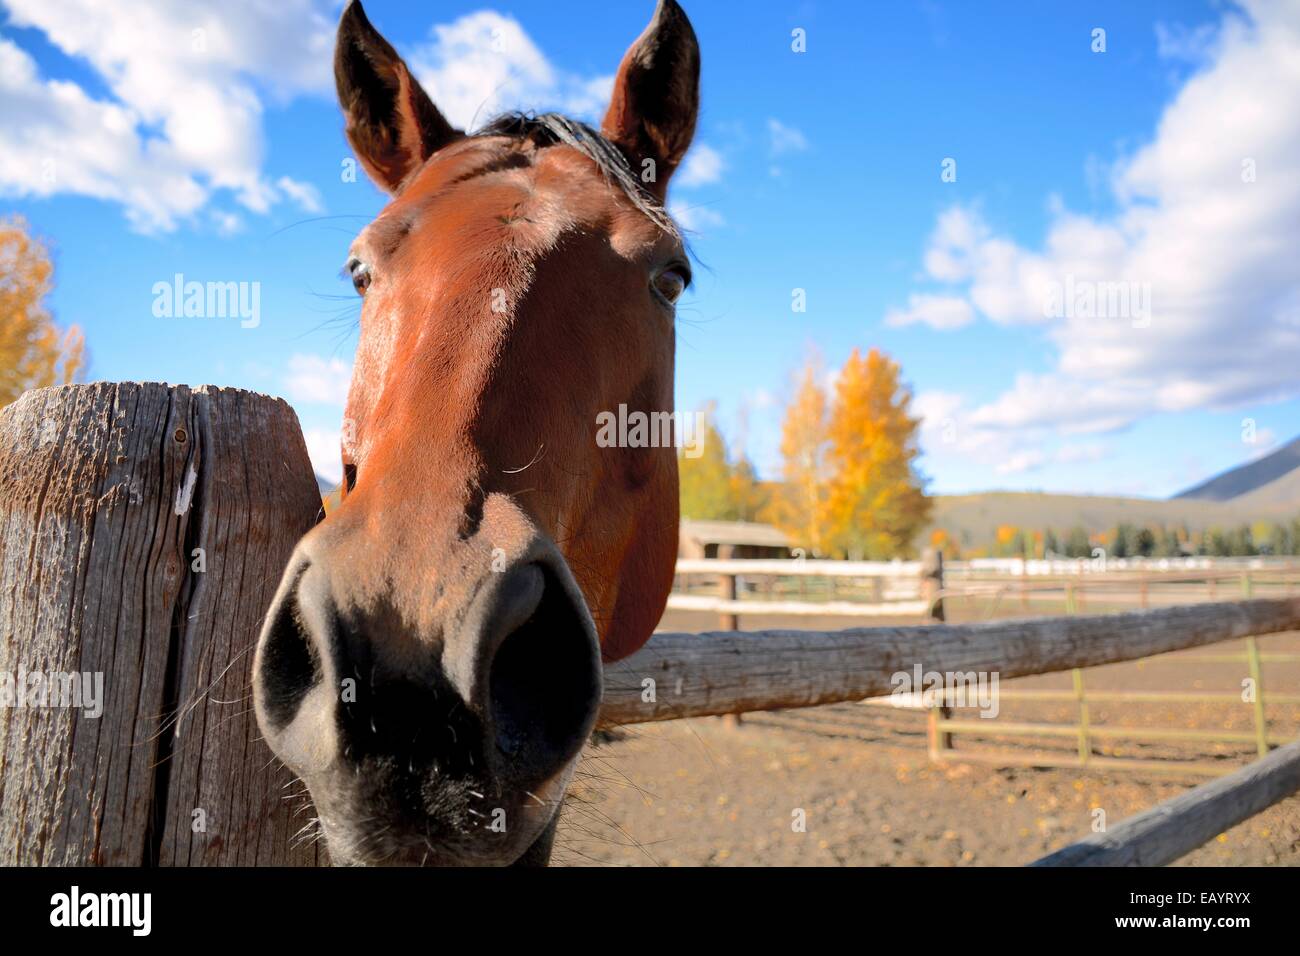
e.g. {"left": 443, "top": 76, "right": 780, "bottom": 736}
{"left": 335, "top": 1, "right": 459, "bottom": 194}
{"left": 601, "top": 0, "right": 700, "bottom": 199}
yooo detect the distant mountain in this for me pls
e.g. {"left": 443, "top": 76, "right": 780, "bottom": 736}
{"left": 1173, "top": 436, "right": 1300, "bottom": 502}
{"left": 921, "top": 437, "right": 1300, "bottom": 547}
{"left": 1227, "top": 465, "right": 1300, "bottom": 511}
{"left": 927, "top": 491, "right": 1273, "bottom": 545}
{"left": 315, "top": 473, "right": 337, "bottom": 494}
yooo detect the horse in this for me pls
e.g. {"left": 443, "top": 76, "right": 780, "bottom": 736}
{"left": 253, "top": 0, "right": 699, "bottom": 866}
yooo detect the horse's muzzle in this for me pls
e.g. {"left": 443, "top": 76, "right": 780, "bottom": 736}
{"left": 252, "top": 526, "right": 601, "bottom": 866}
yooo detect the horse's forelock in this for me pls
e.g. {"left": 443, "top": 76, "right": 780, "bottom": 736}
{"left": 472, "top": 112, "right": 680, "bottom": 240}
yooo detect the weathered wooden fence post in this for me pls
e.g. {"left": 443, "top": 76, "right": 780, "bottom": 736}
{"left": 920, "top": 548, "right": 951, "bottom": 757}
{"left": 716, "top": 543, "right": 740, "bottom": 632}
{"left": 0, "top": 383, "right": 323, "bottom": 865}
{"left": 921, "top": 547, "right": 944, "bottom": 623}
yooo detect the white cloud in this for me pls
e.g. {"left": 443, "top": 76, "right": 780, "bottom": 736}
{"left": 915, "top": 389, "right": 1009, "bottom": 463}
{"left": 1054, "top": 442, "right": 1107, "bottom": 465}
{"left": 914, "top": 390, "right": 965, "bottom": 431}
{"left": 968, "top": 374, "right": 1142, "bottom": 435}
{"left": 996, "top": 449, "right": 1047, "bottom": 476}
{"left": 0, "top": 37, "right": 207, "bottom": 230}
{"left": 921, "top": 206, "right": 990, "bottom": 283}
{"left": 209, "top": 209, "right": 243, "bottom": 236}
{"left": 0, "top": 0, "right": 333, "bottom": 231}
{"left": 902, "top": 0, "right": 1300, "bottom": 440}
{"left": 884, "top": 293, "right": 975, "bottom": 330}
{"left": 1243, "top": 426, "right": 1279, "bottom": 459}
{"left": 275, "top": 175, "right": 323, "bottom": 214}
{"left": 0, "top": 4, "right": 626, "bottom": 231}
{"left": 302, "top": 426, "right": 343, "bottom": 484}
{"left": 767, "top": 118, "right": 808, "bottom": 156}
{"left": 410, "top": 11, "right": 612, "bottom": 130}
{"left": 916, "top": 386, "right": 1117, "bottom": 482}
{"left": 676, "top": 144, "right": 724, "bottom": 188}
{"left": 1155, "top": 20, "right": 1220, "bottom": 62}
{"left": 285, "top": 354, "right": 351, "bottom": 406}
{"left": 668, "top": 199, "right": 725, "bottom": 233}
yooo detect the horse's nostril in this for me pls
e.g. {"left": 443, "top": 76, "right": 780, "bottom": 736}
{"left": 256, "top": 568, "right": 322, "bottom": 732}
{"left": 253, "top": 542, "right": 600, "bottom": 865}
{"left": 487, "top": 567, "right": 601, "bottom": 785}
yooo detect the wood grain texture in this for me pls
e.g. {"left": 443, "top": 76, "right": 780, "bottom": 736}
{"left": 0, "top": 383, "right": 323, "bottom": 865}
{"left": 1031, "top": 737, "right": 1300, "bottom": 866}
{"left": 600, "top": 598, "right": 1300, "bottom": 727}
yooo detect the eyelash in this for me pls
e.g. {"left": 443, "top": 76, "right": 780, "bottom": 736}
{"left": 344, "top": 256, "right": 370, "bottom": 294}
{"left": 652, "top": 262, "right": 692, "bottom": 306}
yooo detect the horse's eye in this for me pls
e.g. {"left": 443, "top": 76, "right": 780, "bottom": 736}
{"left": 347, "top": 257, "right": 372, "bottom": 295}
{"left": 652, "top": 266, "right": 689, "bottom": 305}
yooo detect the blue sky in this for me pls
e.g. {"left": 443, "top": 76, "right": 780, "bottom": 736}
{"left": 2, "top": 0, "right": 1298, "bottom": 496}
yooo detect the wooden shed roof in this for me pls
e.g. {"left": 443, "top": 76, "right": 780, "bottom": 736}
{"left": 679, "top": 520, "right": 791, "bottom": 549}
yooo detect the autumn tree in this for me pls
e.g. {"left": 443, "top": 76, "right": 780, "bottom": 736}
{"left": 762, "top": 357, "right": 831, "bottom": 552}
{"left": 678, "top": 405, "right": 768, "bottom": 522}
{"left": 727, "top": 455, "right": 768, "bottom": 522}
{"left": 678, "top": 407, "right": 731, "bottom": 520}
{"left": 995, "top": 524, "right": 1019, "bottom": 557}
{"left": 820, "top": 347, "right": 931, "bottom": 559}
{"left": 0, "top": 217, "right": 85, "bottom": 405}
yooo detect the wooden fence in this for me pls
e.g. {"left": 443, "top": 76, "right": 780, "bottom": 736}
{"left": 1030, "top": 735, "right": 1300, "bottom": 866}
{"left": 0, "top": 383, "right": 324, "bottom": 865}
{"left": 669, "top": 551, "right": 945, "bottom": 627}
{"left": 603, "top": 601, "right": 1300, "bottom": 865}
{"left": 671, "top": 555, "right": 1298, "bottom": 624}
{"left": 2, "top": 383, "right": 1297, "bottom": 867}
{"left": 669, "top": 556, "right": 1300, "bottom": 773}
{"left": 600, "top": 599, "right": 1300, "bottom": 725}
{"left": 924, "top": 571, "right": 1300, "bottom": 774}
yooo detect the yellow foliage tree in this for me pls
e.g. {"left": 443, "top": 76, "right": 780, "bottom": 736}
{"left": 821, "top": 347, "right": 931, "bottom": 559}
{"left": 928, "top": 528, "right": 963, "bottom": 559}
{"left": 763, "top": 357, "right": 831, "bottom": 553}
{"left": 0, "top": 217, "right": 85, "bottom": 406}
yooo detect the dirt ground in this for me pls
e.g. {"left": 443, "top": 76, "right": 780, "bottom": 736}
{"left": 553, "top": 600, "right": 1300, "bottom": 867}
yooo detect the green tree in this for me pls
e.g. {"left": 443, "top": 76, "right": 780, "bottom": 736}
{"left": 678, "top": 407, "right": 734, "bottom": 520}
{"left": 1043, "top": 528, "right": 1060, "bottom": 558}
{"left": 1063, "top": 526, "right": 1091, "bottom": 558}
{"left": 1111, "top": 523, "right": 1132, "bottom": 558}
{"left": 678, "top": 407, "right": 770, "bottom": 522}
{"left": 1228, "top": 525, "right": 1255, "bottom": 557}
{"left": 1152, "top": 525, "right": 1182, "bottom": 558}
{"left": 727, "top": 455, "right": 769, "bottom": 522}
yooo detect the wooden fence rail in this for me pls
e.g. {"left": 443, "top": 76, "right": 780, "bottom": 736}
{"left": 1031, "top": 736, "right": 1300, "bottom": 866}
{"left": 599, "top": 598, "right": 1300, "bottom": 726}
{"left": 670, "top": 549, "right": 944, "bottom": 629}
{"left": 668, "top": 555, "right": 1293, "bottom": 631}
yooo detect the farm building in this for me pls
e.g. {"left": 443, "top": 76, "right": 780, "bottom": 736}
{"left": 678, "top": 519, "right": 792, "bottom": 560}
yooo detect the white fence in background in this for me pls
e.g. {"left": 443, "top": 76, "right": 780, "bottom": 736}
{"left": 667, "top": 554, "right": 1300, "bottom": 624}
{"left": 954, "top": 555, "right": 1294, "bottom": 576}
